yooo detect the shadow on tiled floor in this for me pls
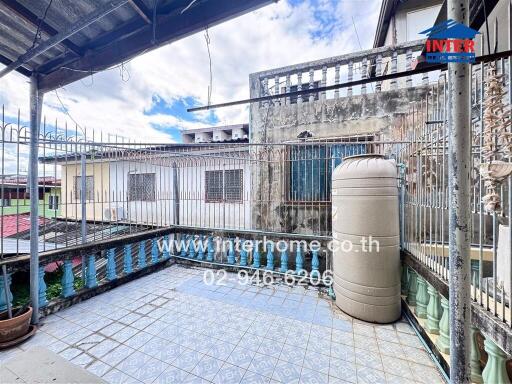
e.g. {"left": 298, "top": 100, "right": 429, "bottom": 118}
{"left": 0, "top": 265, "right": 446, "bottom": 384}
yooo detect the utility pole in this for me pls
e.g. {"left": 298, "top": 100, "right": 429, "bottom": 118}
{"left": 447, "top": 0, "right": 471, "bottom": 382}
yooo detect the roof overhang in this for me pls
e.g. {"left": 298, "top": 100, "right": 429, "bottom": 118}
{"left": 0, "top": 0, "right": 277, "bottom": 92}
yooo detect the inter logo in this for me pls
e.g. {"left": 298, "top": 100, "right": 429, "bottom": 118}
{"left": 420, "top": 19, "right": 480, "bottom": 63}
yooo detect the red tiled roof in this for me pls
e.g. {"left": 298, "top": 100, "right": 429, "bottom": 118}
{"left": 0, "top": 214, "right": 49, "bottom": 237}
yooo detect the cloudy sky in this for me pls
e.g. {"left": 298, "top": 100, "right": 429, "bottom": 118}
{"left": 0, "top": 0, "right": 381, "bottom": 143}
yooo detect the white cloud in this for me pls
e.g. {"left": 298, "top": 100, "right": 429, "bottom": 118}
{"left": 0, "top": 0, "right": 381, "bottom": 142}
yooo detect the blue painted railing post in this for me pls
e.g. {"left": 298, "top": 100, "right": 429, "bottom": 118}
{"left": 151, "top": 238, "right": 159, "bottom": 264}
{"left": 189, "top": 235, "right": 196, "bottom": 259}
{"left": 240, "top": 240, "right": 248, "bottom": 266}
{"left": 295, "top": 246, "right": 304, "bottom": 275}
{"left": 0, "top": 272, "right": 13, "bottom": 311}
{"left": 252, "top": 243, "right": 261, "bottom": 269}
{"left": 86, "top": 255, "right": 98, "bottom": 288}
{"left": 228, "top": 239, "right": 236, "bottom": 264}
{"left": 311, "top": 249, "right": 320, "bottom": 279}
{"left": 106, "top": 248, "right": 117, "bottom": 281}
{"left": 138, "top": 241, "right": 147, "bottom": 268}
{"left": 179, "top": 234, "right": 187, "bottom": 258}
{"left": 207, "top": 236, "right": 215, "bottom": 262}
{"left": 38, "top": 266, "right": 48, "bottom": 307}
{"left": 266, "top": 243, "right": 274, "bottom": 270}
{"left": 163, "top": 235, "right": 171, "bottom": 260}
{"left": 61, "top": 259, "right": 76, "bottom": 298}
{"left": 123, "top": 244, "right": 133, "bottom": 274}
{"left": 280, "top": 249, "right": 288, "bottom": 273}
{"left": 197, "top": 235, "right": 205, "bottom": 260}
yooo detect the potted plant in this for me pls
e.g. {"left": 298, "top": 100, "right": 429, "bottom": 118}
{"left": 0, "top": 302, "right": 35, "bottom": 348}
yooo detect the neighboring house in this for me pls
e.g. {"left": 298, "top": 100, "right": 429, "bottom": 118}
{"left": 182, "top": 124, "right": 249, "bottom": 143}
{"left": 40, "top": 127, "right": 252, "bottom": 230}
{"left": 0, "top": 175, "right": 61, "bottom": 218}
{"left": 373, "top": 0, "right": 443, "bottom": 48}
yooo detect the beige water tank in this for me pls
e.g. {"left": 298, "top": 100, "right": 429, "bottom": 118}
{"left": 332, "top": 154, "right": 400, "bottom": 323}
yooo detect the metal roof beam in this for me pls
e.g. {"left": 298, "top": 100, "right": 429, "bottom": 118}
{"left": 0, "top": 0, "right": 83, "bottom": 56}
{"left": 37, "top": 0, "right": 277, "bottom": 92}
{"left": 127, "top": 0, "right": 152, "bottom": 24}
{"left": 0, "top": 53, "right": 31, "bottom": 77}
{"left": 0, "top": 0, "right": 130, "bottom": 80}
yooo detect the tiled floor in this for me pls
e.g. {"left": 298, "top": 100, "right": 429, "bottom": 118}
{"left": 0, "top": 264, "right": 446, "bottom": 383}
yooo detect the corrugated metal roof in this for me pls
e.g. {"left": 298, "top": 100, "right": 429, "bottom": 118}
{"left": 0, "top": 0, "right": 277, "bottom": 91}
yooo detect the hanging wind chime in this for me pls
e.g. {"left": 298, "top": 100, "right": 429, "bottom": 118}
{"left": 480, "top": 61, "right": 512, "bottom": 212}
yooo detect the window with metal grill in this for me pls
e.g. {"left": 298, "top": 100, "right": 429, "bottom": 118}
{"left": 224, "top": 169, "right": 243, "bottom": 201}
{"left": 205, "top": 170, "right": 224, "bottom": 202}
{"left": 205, "top": 169, "right": 243, "bottom": 202}
{"left": 74, "top": 176, "right": 94, "bottom": 201}
{"left": 48, "top": 195, "right": 59, "bottom": 210}
{"left": 128, "top": 173, "right": 156, "bottom": 201}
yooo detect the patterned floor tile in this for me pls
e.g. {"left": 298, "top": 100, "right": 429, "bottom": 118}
{"left": 271, "top": 360, "right": 302, "bottom": 383}
{"left": 213, "top": 362, "right": 247, "bottom": 384}
{"left": 240, "top": 370, "right": 271, "bottom": 384}
{"left": 401, "top": 346, "right": 435, "bottom": 367}
{"left": 116, "top": 351, "right": 168, "bottom": 383}
{"left": 102, "top": 345, "right": 137, "bottom": 366}
{"left": 124, "top": 331, "right": 153, "bottom": 350}
{"left": 100, "top": 322, "right": 126, "bottom": 337}
{"left": 227, "top": 346, "right": 257, "bottom": 369}
{"left": 354, "top": 348, "right": 382, "bottom": 370}
{"left": 356, "top": 365, "right": 386, "bottom": 384}
{"left": 111, "top": 327, "right": 140, "bottom": 343}
{"left": 331, "top": 330, "right": 354, "bottom": 347}
{"left": 409, "top": 362, "right": 445, "bottom": 384}
{"left": 279, "top": 344, "right": 306, "bottom": 365}
{"left": 300, "top": 367, "right": 329, "bottom": 384}
{"left": 381, "top": 355, "right": 413, "bottom": 378}
{"left": 302, "top": 350, "right": 329, "bottom": 374}
{"left": 172, "top": 348, "right": 204, "bottom": 371}
{"left": 329, "top": 357, "right": 357, "bottom": 383}
{"left": 86, "top": 360, "right": 112, "bottom": 377}
{"left": 248, "top": 352, "right": 279, "bottom": 378}
{"left": 192, "top": 355, "right": 224, "bottom": 381}
{"left": 89, "top": 339, "right": 121, "bottom": 359}
{"left": 206, "top": 341, "right": 237, "bottom": 361}
{"left": 102, "top": 368, "right": 141, "bottom": 383}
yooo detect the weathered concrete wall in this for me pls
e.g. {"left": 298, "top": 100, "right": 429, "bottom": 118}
{"left": 248, "top": 77, "right": 430, "bottom": 235}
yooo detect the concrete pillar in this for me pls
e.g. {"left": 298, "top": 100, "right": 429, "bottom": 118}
{"left": 447, "top": 0, "right": 472, "bottom": 381}
{"left": 415, "top": 276, "right": 428, "bottom": 318}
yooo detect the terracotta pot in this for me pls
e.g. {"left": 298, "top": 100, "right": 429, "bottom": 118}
{"left": 0, "top": 307, "right": 32, "bottom": 344}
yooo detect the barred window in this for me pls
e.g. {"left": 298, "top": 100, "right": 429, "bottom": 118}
{"left": 224, "top": 169, "right": 243, "bottom": 201}
{"left": 74, "top": 176, "right": 94, "bottom": 201}
{"left": 205, "top": 169, "right": 243, "bottom": 202}
{"left": 205, "top": 170, "right": 224, "bottom": 202}
{"left": 128, "top": 173, "right": 156, "bottom": 201}
{"left": 48, "top": 195, "right": 59, "bottom": 210}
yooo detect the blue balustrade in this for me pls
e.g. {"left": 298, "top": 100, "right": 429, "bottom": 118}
{"left": 106, "top": 248, "right": 117, "bottom": 281}
{"left": 180, "top": 235, "right": 188, "bottom": 257}
{"left": 163, "top": 234, "right": 171, "bottom": 259}
{"left": 0, "top": 272, "right": 13, "bottom": 311}
{"left": 295, "top": 246, "right": 304, "bottom": 274}
{"left": 86, "top": 255, "right": 98, "bottom": 288}
{"left": 266, "top": 244, "right": 274, "bottom": 270}
{"left": 124, "top": 244, "right": 133, "bottom": 274}
{"left": 207, "top": 236, "right": 215, "bottom": 262}
{"left": 151, "top": 238, "right": 159, "bottom": 264}
{"left": 311, "top": 249, "right": 320, "bottom": 279}
{"left": 138, "top": 241, "right": 147, "bottom": 268}
{"left": 280, "top": 249, "right": 288, "bottom": 273}
{"left": 197, "top": 235, "right": 205, "bottom": 260}
{"left": 228, "top": 239, "right": 236, "bottom": 264}
{"left": 240, "top": 239, "right": 248, "bottom": 266}
{"left": 61, "top": 259, "right": 76, "bottom": 298}
{"left": 188, "top": 235, "right": 196, "bottom": 259}
{"left": 252, "top": 243, "right": 261, "bottom": 268}
{"left": 38, "top": 266, "right": 48, "bottom": 307}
